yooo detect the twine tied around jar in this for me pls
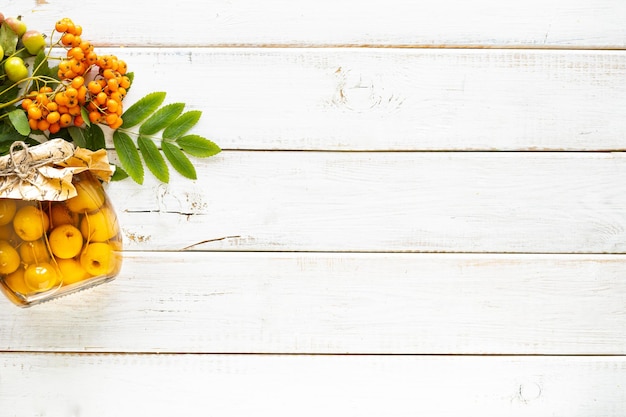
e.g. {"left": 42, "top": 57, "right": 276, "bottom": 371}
{"left": 0, "top": 139, "right": 76, "bottom": 201}
{"left": 0, "top": 139, "right": 113, "bottom": 201}
{"left": 0, "top": 140, "right": 71, "bottom": 181}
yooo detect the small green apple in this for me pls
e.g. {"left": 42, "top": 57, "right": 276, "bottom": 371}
{"left": 21, "top": 30, "right": 45, "bottom": 55}
{"left": 5, "top": 17, "right": 26, "bottom": 37}
{"left": 4, "top": 56, "right": 28, "bottom": 82}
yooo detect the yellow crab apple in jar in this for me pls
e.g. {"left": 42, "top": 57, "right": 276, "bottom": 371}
{"left": 80, "top": 242, "right": 119, "bottom": 276}
{"left": 3, "top": 267, "right": 30, "bottom": 295}
{"left": 80, "top": 206, "right": 119, "bottom": 242}
{"left": 48, "top": 201, "right": 79, "bottom": 228}
{"left": 13, "top": 205, "right": 49, "bottom": 241}
{"left": 56, "top": 258, "right": 90, "bottom": 285}
{"left": 24, "top": 262, "right": 59, "bottom": 292}
{"left": 0, "top": 240, "right": 20, "bottom": 275}
{"left": 0, "top": 199, "right": 17, "bottom": 226}
{"left": 49, "top": 224, "right": 83, "bottom": 259}
{"left": 19, "top": 238, "right": 51, "bottom": 265}
{"left": 65, "top": 173, "right": 105, "bottom": 214}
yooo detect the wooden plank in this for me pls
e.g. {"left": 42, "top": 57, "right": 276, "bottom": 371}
{"left": 108, "top": 151, "right": 626, "bottom": 253}
{"left": 1, "top": 252, "right": 625, "bottom": 354}
{"left": 6, "top": 0, "right": 626, "bottom": 48}
{"left": 82, "top": 47, "right": 626, "bottom": 151}
{"left": 1, "top": 353, "right": 624, "bottom": 416}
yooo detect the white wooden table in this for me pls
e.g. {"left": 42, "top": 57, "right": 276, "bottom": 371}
{"left": 2, "top": 1, "right": 626, "bottom": 415}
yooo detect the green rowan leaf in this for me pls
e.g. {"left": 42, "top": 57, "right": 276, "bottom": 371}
{"left": 0, "top": 23, "right": 18, "bottom": 56}
{"left": 162, "top": 141, "right": 196, "bottom": 180}
{"left": 162, "top": 110, "right": 201, "bottom": 140}
{"left": 113, "top": 131, "right": 143, "bottom": 184}
{"left": 121, "top": 91, "right": 166, "bottom": 128}
{"left": 138, "top": 136, "right": 169, "bottom": 183}
{"left": 8, "top": 109, "right": 30, "bottom": 136}
{"left": 86, "top": 123, "right": 105, "bottom": 151}
{"left": 176, "top": 135, "right": 221, "bottom": 158}
{"left": 0, "top": 83, "right": 19, "bottom": 104}
{"left": 111, "top": 164, "right": 129, "bottom": 181}
{"left": 80, "top": 106, "right": 91, "bottom": 127}
{"left": 67, "top": 126, "right": 88, "bottom": 148}
{"left": 125, "top": 72, "right": 135, "bottom": 90}
{"left": 139, "top": 102, "right": 184, "bottom": 135}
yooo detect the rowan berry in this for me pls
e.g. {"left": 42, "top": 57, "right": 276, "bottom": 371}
{"left": 70, "top": 76, "right": 85, "bottom": 89}
{"left": 117, "top": 61, "right": 127, "bottom": 75}
{"left": 68, "top": 47, "right": 85, "bottom": 61}
{"left": 21, "top": 99, "right": 33, "bottom": 110}
{"left": 69, "top": 59, "right": 85, "bottom": 75}
{"left": 110, "top": 117, "right": 123, "bottom": 130}
{"left": 28, "top": 118, "right": 38, "bottom": 130}
{"left": 68, "top": 105, "right": 81, "bottom": 116}
{"left": 109, "top": 91, "right": 123, "bottom": 103}
{"left": 107, "top": 78, "right": 119, "bottom": 92}
{"left": 105, "top": 113, "right": 118, "bottom": 126}
{"left": 48, "top": 123, "right": 61, "bottom": 134}
{"left": 77, "top": 86, "right": 87, "bottom": 103}
{"left": 36, "top": 93, "right": 49, "bottom": 106}
{"left": 46, "top": 102, "right": 58, "bottom": 112}
{"left": 61, "top": 33, "right": 75, "bottom": 46}
{"left": 86, "top": 52, "right": 98, "bottom": 66}
{"left": 101, "top": 69, "right": 112, "bottom": 80}
{"left": 79, "top": 41, "right": 93, "bottom": 53}
{"left": 55, "top": 20, "right": 69, "bottom": 33}
{"left": 63, "top": 70, "right": 77, "bottom": 80}
{"left": 27, "top": 106, "right": 42, "bottom": 121}
{"left": 88, "top": 111, "right": 101, "bottom": 123}
{"left": 46, "top": 111, "right": 61, "bottom": 124}
{"left": 87, "top": 81, "right": 102, "bottom": 95}
{"left": 65, "top": 87, "right": 78, "bottom": 99}
{"left": 59, "top": 60, "right": 72, "bottom": 73}
{"left": 74, "top": 115, "right": 85, "bottom": 127}
{"left": 97, "top": 55, "right": 115, "bottom": 70}
{"left": 106, "top": 99, "right": 119, "bottom": 114}
{"left": 55, "top": 93, "right": 69, "bottom": 107}
{"left": 119, "top": 76, "right": 131, "bottom": 89}
{"left": 96, "top": 92, "right": 107, "bottom": 106}
{"left": 64, "top": 20, "right": 75, "bottom": 34}
{"left": 68, "top": 35, "right": 81, "bottom": 48}
{"left": 37, "top": 119, "right": 50, "bottom": 131}
{"left": 59, "top": 113, "right": 72, "bottom": 127}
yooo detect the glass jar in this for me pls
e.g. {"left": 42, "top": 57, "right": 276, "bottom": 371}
{"left": 0, "top": 171, "right": 122, "bottom": 307}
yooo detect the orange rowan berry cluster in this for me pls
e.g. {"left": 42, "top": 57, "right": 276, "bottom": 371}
{"left": 23, "top": 18, "right": 131, "bottom": 132}
{"left": 20, "top": 86, "right": 77, "bottom": 134}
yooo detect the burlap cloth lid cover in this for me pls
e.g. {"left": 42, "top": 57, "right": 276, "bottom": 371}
{"left": 0, "top": 139, "right": 114, "bottom": 201}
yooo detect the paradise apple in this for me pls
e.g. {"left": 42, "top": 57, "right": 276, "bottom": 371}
{"left": 3, "top": 56, "right": 28, "bottom": 82}
{"left": 21, "top": 30, "right": 45, "bottom": 55}
{"left": 4, "top": 16, "right": 26, "bottom": 37}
